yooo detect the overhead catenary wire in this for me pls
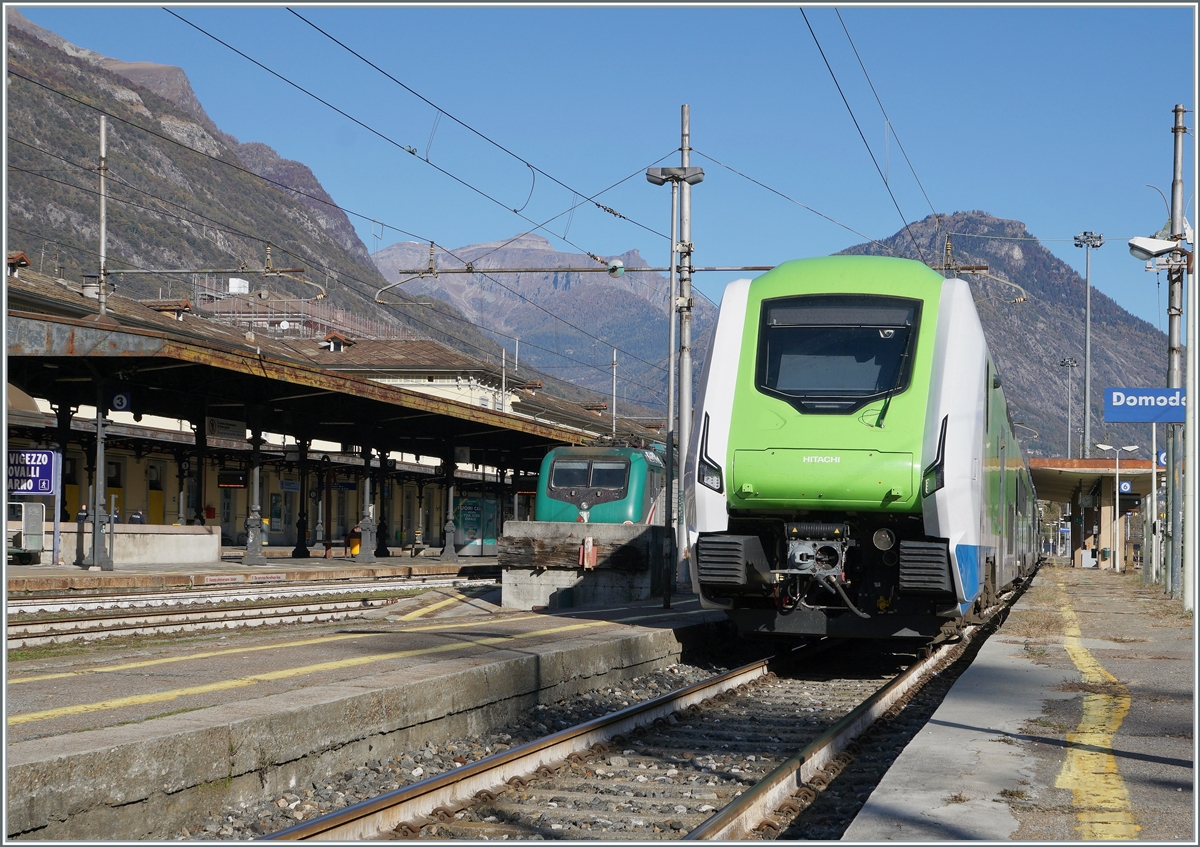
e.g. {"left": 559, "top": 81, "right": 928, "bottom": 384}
{"left": 691, "top": 149, "right": 901, "bottom": 256}
{"left": 283, "top": 7, "right": 672, "bottom": 250}
{"left": 5, "top": 221, "right": 668, "bottom": 402}
{"left": 163, "top": 9, "right": 669, "bottom": 261}
{"left": 834, "top": 9, "right": 941, "bottom": 239}
{"left": 798, "top": 8, "right": 930, "bottom": 267}
{"left": 6, "top": 72, "right": 671, "bottom": 381}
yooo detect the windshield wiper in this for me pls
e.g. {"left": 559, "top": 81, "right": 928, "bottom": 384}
{"left": 874, "top": 327, "right": 916, "bottom": 429}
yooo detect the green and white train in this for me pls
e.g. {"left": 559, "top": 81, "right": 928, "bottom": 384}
{"left": 684, "top": 256, "right": 1037, "bottom": 641}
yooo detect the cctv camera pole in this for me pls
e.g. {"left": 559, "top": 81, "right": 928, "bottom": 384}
{"left": 1166, "top": 103, "right": 1190, "bottom": 608}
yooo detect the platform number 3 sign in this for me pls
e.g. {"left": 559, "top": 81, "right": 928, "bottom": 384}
{"left": 110, "top": 392, "right": 131, "bottom": 412}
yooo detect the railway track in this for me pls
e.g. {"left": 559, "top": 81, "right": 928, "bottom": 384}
{"left": 265, "top": 599, "right": 1004, "bottom": 841}
{"left": 8, "top": 575, "right": 495, "bottom": 615}
{"left": 6, "top": 578, "right": 498, "bottom": 648}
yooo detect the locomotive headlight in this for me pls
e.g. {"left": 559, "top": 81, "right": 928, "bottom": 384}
{"left": 921, "top": 414, "right": 948, "bottom": 498}
{"left": 698, "top": 457, "right": 723, "bottom": 492}
{"left": 872, "top": 528, "right": 896, "bottom": 551}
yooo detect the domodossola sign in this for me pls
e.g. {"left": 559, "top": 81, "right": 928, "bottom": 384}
{"left": 1105, "top": 388, "right": 1186, "bottom": 423}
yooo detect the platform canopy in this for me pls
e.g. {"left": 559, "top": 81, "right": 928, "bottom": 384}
{"left": 7, "top": 271, "right": 590, "bottom": 473}
{"left": 1029, "top": 458, "right": 1157, "bottom": 504}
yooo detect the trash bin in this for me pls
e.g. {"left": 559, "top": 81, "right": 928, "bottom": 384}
{"left": 346, "top": 527, "right": 362, "bottom": 556}
{"left": 1100, "top": 547, "right": 1111, "bottom": 561}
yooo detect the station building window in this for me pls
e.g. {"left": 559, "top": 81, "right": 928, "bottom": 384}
{"left": 106, "top": 459, "right": 123, "bottom": 490}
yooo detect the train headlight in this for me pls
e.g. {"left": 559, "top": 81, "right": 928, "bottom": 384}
{"left": 921, "top": 465, "right": 945, "bottom": 497}
{"left": 872, "top": 528, "right": 896, "bottom": 551}
{"left": 921, "top": 414, "right": 948, "bottom": 498}
{"left": 698, "top": 457, "right": 723, "bottom": 492}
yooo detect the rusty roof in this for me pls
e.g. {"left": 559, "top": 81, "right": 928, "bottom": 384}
{"left": 6, "top": 269, "right": 598, "bottom": 470}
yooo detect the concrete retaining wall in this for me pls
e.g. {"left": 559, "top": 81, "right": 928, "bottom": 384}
{"left": 498, "top": 521, "right": 665, "bottom": 609}
{"left": 5, "top": 622, "right": 723, "bottom": 840}
{"left": 8, "top": 522, "right": 222, "bottom": 566}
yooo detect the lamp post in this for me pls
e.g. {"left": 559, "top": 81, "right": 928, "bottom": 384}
{"left": 1095, "top": 443, "right": 1138, "bottom": 572}
{"left": 1059, "top": 357, "right": 1078, "bottom": 459}
{"left": 1127, "top": 104, "right": 1192, "bottom": 611}
{"left": 1074, "top": 232, "right": 1103, "bottom": 458}
{"left": 647, "top": 106, "right": 704, "bottom": 608}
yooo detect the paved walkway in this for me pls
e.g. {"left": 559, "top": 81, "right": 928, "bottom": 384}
{"left": 844, "top": 563, "right": 1194, "bottom": 841}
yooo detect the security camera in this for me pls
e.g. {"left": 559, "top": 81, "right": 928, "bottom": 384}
{"left": 607, "top": 260, "right": 625, "bottom": 279}
{"left": 1128, "top": 236, "right": 1180, "bottom": 261}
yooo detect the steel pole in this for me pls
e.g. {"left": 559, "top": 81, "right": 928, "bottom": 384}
{"left": 1167, "top": 102, "right": 1195, "bottom": 613}
{"left": 1114, "top": 452, "right": 1121, "bottom": 572}
{"left": 663, "top": 180, "right": 679, "bottom": 609}
{"left": 1149, "top": 424, "right": 1158, "bottom": 586}
{"left": 1084, "top": 243, "right": 1092, "bottom": 458}
{"left": 677, "top": 104, "right": 694, "bottom": 592}
{"left": 98, "top": 115, "right": 108, "bottom": 318}
{"left": 1165, "top": 104, "right": 1187, "bottom": 602}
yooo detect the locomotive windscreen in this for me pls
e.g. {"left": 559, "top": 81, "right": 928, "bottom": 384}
{"left": 757, "top": 294, "right": 920, "bottom": 412}
{"left": 549, "top": 458, "right": 629, "bottom": 489}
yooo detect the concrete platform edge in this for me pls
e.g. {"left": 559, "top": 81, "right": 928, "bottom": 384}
{"left": 6, "top": 618, "right": 726, "bottom": 840}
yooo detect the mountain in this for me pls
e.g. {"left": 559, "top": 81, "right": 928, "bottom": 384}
{"left": 839, "top": 211, "right": 1170, "bottom": 458}
{"left": 3, "top": 12, "right": 509, "bottom": 369}
{"left": 370, "top": 235, "right": 717, "bottom": 410}
{"left": 6, "top": 12, "right": 1171, "bottom": 458}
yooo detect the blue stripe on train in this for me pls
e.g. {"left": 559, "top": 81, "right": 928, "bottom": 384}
{"left": 955, "top": 543, "right": 983, "bottom": 615}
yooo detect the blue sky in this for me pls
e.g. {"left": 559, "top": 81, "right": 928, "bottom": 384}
{"left": 9, "top": 3, "right": 1198, "bottom": 332}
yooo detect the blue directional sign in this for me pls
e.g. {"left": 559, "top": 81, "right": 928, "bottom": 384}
{"left": 7, "top": 450, "right": 56, "bottom": 495}
{"left": 1105, "top": 388, "right": 1186, "bottom": 423}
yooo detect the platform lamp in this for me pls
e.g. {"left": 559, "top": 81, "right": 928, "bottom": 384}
{"left": 1074, "top": 232, "right": 1103, "bottom": 458}
{"left": 1094, "top": 443, "right": 1138, "bottom": 573}
{"left": 1059, "top": 357, "right": 1078, "bottom": 459}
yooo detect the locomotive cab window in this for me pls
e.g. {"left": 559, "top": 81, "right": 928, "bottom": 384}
{"left": 756, "top": 294, "right": 921, "bottom": 413}
{"left": 548, "top": 459, "right": 630, "bottom": 490}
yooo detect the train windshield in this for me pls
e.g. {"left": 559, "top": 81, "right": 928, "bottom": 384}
{"left": 549, "top": 458, "right": 629, "bottom": 489}
{"left": 757, "top": 294, "right": 920, "bottom": 412}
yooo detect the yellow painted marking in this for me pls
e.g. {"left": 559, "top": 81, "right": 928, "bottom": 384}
{"left": 1053, "top": 584, "right": 1141, "bottom": 840}
{"left": 7, "top": 619, "right": 611, "bottom": 726}
{"left": 7, "top": 613, "right": 543, "bottom": 685}
{"left": 396, "top": 589, "right": 482, "bottom": 620}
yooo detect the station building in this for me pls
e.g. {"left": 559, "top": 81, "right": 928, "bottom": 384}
{"left": 6, "top": 258, "right": 661, "bottom": 564}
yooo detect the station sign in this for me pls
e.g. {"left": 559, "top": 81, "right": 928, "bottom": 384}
{"left": 7, "top": 450, "right": 56, "bottom": 495}
{"left": 331, "top": 481, "right": 357, "bottom": 491}
{"left": 1105, "top": 388, "right": 1186, "bottom": 423}
{"left": 206, "top": 416, "right": 247, "bottom": 440}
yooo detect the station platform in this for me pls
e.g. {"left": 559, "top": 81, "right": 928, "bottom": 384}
{"left": 844, "top": 562, "right": 1194, "bottom": 842}
{"left": 6, "top": 547, "right": 497, "bottom": 595}
{"left": 5, "top": 570, "right": 724, "bottom": 841}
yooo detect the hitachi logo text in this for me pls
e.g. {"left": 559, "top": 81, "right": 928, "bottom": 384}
{"left": 803, "top": 456, "right": 841, "bottom": 463}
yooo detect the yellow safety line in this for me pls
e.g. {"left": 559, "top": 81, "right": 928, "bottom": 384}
{"left": 8, "top": 619, "right": 613, "bottom": 726}
{"left": 395, "top": 589, "right": 480, "bottom": 620}
{"left": 1053, "top": 584, "right": 1141, "bottom": 840}
{"left": 6, "top": 613, "right": 542, "bottom": 685}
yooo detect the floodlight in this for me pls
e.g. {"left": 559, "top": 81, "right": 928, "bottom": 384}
{"left": 1128, "top": 236, "right": 1180, "bottom": 261}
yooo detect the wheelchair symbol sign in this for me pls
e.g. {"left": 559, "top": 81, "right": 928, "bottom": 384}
{"left": 110, "top": 392, "right": 131, "bottom": 412}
